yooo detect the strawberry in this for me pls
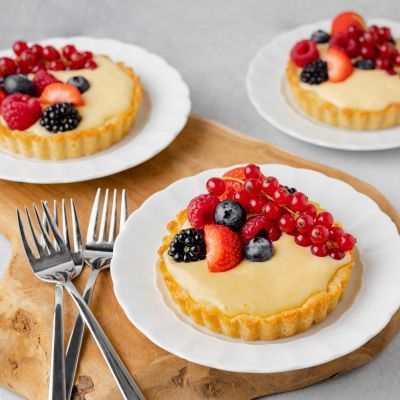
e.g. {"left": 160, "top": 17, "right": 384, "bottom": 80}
{"left": 40, "top": 82, "right": 84, "bottom": 106}
{"left": 33, "top": 70, "right": 61, "bottom": 94}
{"left": 204, "top": 224, "right": 243, "bottom": 272}
{"left": 219, "top": 167, "right": 246, "bottom": 201}
{"left": 0, "top": 90, "right": 6, "bottom": 108}
{"left": 331, "top": 11, "right": 366, "bottom": 35}
{"left": 188, "top": 194, "right": 220, "bottom": 229}
{"left": 1, "top": 93, "right": 42, "bottom": 130}
{"left": 327, "top": 47, "right": 353, "bottom": 83}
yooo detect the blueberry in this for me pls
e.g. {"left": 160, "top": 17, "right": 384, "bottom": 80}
{"left": 3, "top": 74, "right": 36, "bottom": 95}
{"left": 245, "top": 237, "right": 274, "bottom": 262}
{"left": 67, "top": 76, "right": 90, "bottom": 93}
{"left": 0, "top": 77, "right": 4, "bottom": 89}
{"left": 311, "top": 30, "right": 330, "bottom": 44}
{"left": 354, "top": 59, "right": 375, "bottom": 70}
{"left": 214, "top": 200, "right": 246, "bottom": 231}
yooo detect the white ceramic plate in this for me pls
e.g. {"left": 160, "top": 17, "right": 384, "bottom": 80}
{"left": 111, "top": 164, "right": 400, "bottom": 373}
{"left": 246, "top": 19, "right": 400, "bottom": 151}
{"left": 0, "top": 37, "right": 191, "bottom": 183}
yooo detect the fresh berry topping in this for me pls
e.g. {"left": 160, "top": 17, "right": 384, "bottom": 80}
{"left": 347, "top": 24, "right": 364, "bottom": 40}
{"left": 244, "top": 163, "right": 261, "bottom": 179}
{"left": 66, "top": 76, "right": 90, "bottom": 94}
{"left": 1, "top": 94, "right": 42, "bottom": 130}
{"left": 12, "top": 41, "right": 28, "bottom": 56}
{"left": 331, "top": 11, "right": 366, "bottom": 35}
{"left": 40, "top": 83, "right": 84, "bottom": 106}
{"left": 300, "top": 59, "right": 328, "bottom": 85}
{"left": 84, "top": 60, "right": 98, "bottom": 69}
{"left": 40, "top": 102, "right": 81, "bottom": 133}
{"left": 48, "top": 59, "right": 65, "bottom": 71}
{"left": 295, "top": 233, "right": 312, "bottom": 247}
{"left": 0, "top": 57, "right": 17, "bottom": 77}
{"left": 204, "top": 224, "right": 243, "bottom": 272}
{"left": 245, "top": 237, "right": 274, "bottom": 262}
{"left": 0, "top": 90, "right": 6, "bottom": 107}
{"left": 62, "top": 45, "right": 77, "bottom": 61}
{"left": 219, "top": 167, "right": 246, "bottom": 201}
{"left": 289, "top": 192, "right": 308, "bottom": 212}
{"left": 329, "top": 226, "right": 344, "bottom": 241}
{"left": 248, "top": 195, "right": 268, "bottom": 214}
{"left": 296, "top": 213, "right": 314, "bottom": 233}
{"left": 337, "top": 232, "right": 356, "bottom": 251}
{"left": 330, "top": 33, "right": 360, "bottom": 58}
{"left": 82, "top": 51, "right": 93, "bottom": 60}
{"left": 32, "top": 63, "right": 47, "bottom": 73}
{"left": 267, "top": 224, "right": 282, "bottom": 242}
{"left": 262, "top": 202, "right": 282, "bottom": 220}
{"left": 69, "top": 52, "right": 86, "bottom": 69}
{"left": 42, "top": 46, "right": 60, "bottom": 61}
{"left": 19, "top": 49, "right": 39, "bottom": 68}
{"left": 30, "top": 44, "right": 43, "bottom": 58}
{"left": 311, "top": 243, "right": 328, "bottom": 257}
{"left": 304, "top": 203, "right": 318, "bottom": 218}
{"left": 354, "top": 59, "right": 375, "bottom": 70}
{"left": 3, "top": 74, "right": 37, "bottom": 96}
{"left": 214, "top": 200, "right": 246, "bottom": 231}
{"left": 285, "top": 186, "right": 297, "bottom": 195}
{"left": 360, "top": 45, "right": 377, "bottom": 60}
{"left": 188, "top": 194, "right": 220, "bottom": 229}
{"left": 33, "top": 70, "right": 60, "bottom": 94}
{"left": 240, "top": 215, "right": 269, "bottom": 244}
{"left": 278, "top": 214, "right": 296, "bottom": 234}
{"left": 395, "top": 54, "right": 400, "bottom": 67}
{"left": 262, "top": 176, "right": 279, "bottom": 195}
{"left": 329, "top": 248, "right": 346, "bottom": 260}
{"left": 377, "top": 27, "right": 392, "bottom": 42}
{"left": 233, "top": 190, "right": 250, "bottom": 209}
{"left": 207, "top": 177, "right": 226, "bottom": 196}
{"left": 327, "top": 47, "right": 353, "bottom": 83}
{"left": 290, "top": 39, "right": 319, "bottom": 68}
{"left": 273, "top": 185, "right": 290, "bottom": 205}
{"left": 379, "top": 43, "right": 394, "bottom": 58}
{"left": 375, "top": 57, "right": 393, "bottom": 71}
{"left": 168, "top": 228, "right": 206, "bottom": 263}
{"left": 311, "top": 30, "right": 330, "bottom": 44}
{"left": 244, "top": 178, "right": 262, "bottom": 194}
{"left": 315, "top": 211, "right": 333, "bottom": 228}
{"left": 309, "top": 224, "right": 329, "bottom": 244}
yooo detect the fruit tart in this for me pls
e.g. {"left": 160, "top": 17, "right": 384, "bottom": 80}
{"left": 158, "top": 164, "right": 356, "bottom": 340}
{"left": 286, "top": 11, "right": 400, "bottom": 130}
{"left": 0, "top": 41, "right": 142, "bottom": 159}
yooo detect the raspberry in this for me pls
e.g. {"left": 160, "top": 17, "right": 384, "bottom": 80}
{"left": 33, "top": 70, "right": 61, "bottom": 94}
{"left": 188, "top": 194, "right": 220, "bottom": 229}
{"left": 290, "top": 40, "right": 319, "bottom": 68}
{"left": 0, "top": 90, "right": 6, "bottom": 107}
{"left": 240, "top": 215, "right": 269, "bottom": 244}
{"left": 1, "top": 93, "right": 42, "bottom": 130}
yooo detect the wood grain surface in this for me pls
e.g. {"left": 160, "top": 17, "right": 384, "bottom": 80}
{"left": 0, "top": 114, "right": 399, "bottom": 400}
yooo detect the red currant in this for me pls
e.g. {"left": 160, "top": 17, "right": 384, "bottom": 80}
{"left": 329, "top": 248, "right": 345, "bottom": 260}
{"left": 248, "top": 196, "right": 268, "bottom": 214}
{"left": 262, "top": 202, "right": 282, "bottom": 220}
{"left": 32, "top": 62, "right": 47, "bottom": 73}
{"left": 0, "top": 57, "right": 17, "bottom": 77}
{"left": 315, "top": 211, "right": 333, "bottom": 228}
{"left": 48, "top": 60, "right": 65, "bottom": 71}
{"left": 379, "top": 43, "right": 393, "bottom": 58}
{"left": 360, "top": 46, "right": 377, "bottom": 60}
{"left": 377, "top": 27, "right": 392, "bottom": 43}
{"left": 62, "top": 44, "right": 77, "bottom": 60}
{"left": 244, "top": 178, "right": 262, "bottom": 194}
{"left": 309, "top": 224, "right": 329, "bottom": 244}
{"left": 206, "top": 177, "right": 226, "bottom": 196}
{"left": 42, "top": 46, "right": 60, "bottom": 61}
{"left": 84, "top": 59, "right": 97, "bottom": 69}
{"left": 337, "top": 232, "right": 356, "bottom": 251}
{"left": 278, "top": 214, "right": 296, "bottom": 234}
{"left": 19, "top": 49, "right": 39, "bottom": 68}
{"left": 360, "top": 31, "right": 378, "bottom": 47}
{"left": 296, "top": 213, "right": 314, "bottom": 233}
{"left": 395, "top": 55, "right": 400, "bottom": 67}
{"left": 273, "top": 185, "right": 290, "bottom": 205}
{"left": 12, "top": 41, "right": 28, "bottom": 56}
{"left": 268, "top": 225, "right": 282, "bottom": 242}
{"left": 347, "top": 24, "right": 364, "bottom": 40}
{"left": 288, "top": 192, "right": 308, "bottom": 212}
{"left": 16, "top": 62, "right": 32, "bottom": 74}
{"left": 30, "top": 44, "right": 43, "bottom": 58}
{"left": 386, "top": 69, "right": 397, "bottom": 76}
{"left": 233, "top": 190, "right": 250, "bottom": 208}
{"left": 304, "top": 203, "right": 317, "bottom": 219}
{"left": 82, "top": 50, "right": 93, "bottom": 60}
{"left": 244, "top": 163, "right": 261, "bottom": 179}
{"left": 261, "top": 176, "right": 279, "bottom": 195}
{"left": 376, "top": 57, "right": 393, "bottom": 70}
{"left": 329, "top": 226, "right": 344, "bottom": 241}
{"left": 295, "top": 233, "right": 311, "bottom": 247}
{"left": 346, "top": 39, "right": 361, "bottom": 58}
{"left": 311, "top": 243, "right": 328, "bottom": 257}
{"left": 70, "top": 52, "right": 85, "bottom": 69}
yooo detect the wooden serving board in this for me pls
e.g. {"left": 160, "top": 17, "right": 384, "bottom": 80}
{"left": 0, "top": 114, "right": 399, "bottom": 400}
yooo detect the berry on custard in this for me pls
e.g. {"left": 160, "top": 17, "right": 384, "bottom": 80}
{"left": 40, "top": 102, "right": 81, "bottom": 133}
{"left": 67, "top": 76, "right": 90, "bottom": 94}
{"left": 290, "top": 39, "right": 319, "bottom": 68}
{"left": 168, "top": 228, "right": 206, "bottom": 263}
{"left": 278, "top": 213, "right": 296, "bottom": 234}
{"left": 33, "top": 70, "right": 60, "bottom": 94}
{"left": 188, "top": 194, "right": 220, "bottom": 229}
{"left": 311, "top": 30, "right": 331, "bottom": 44}
{"left": 0, "top": 57, "right": 17, "bottom": 77}
{"left": 300, "top": 59, "right": 328, "bottom": 85}
{"left": 206, "top": 177, "right": 226, "bottom": 196}
{"left": 214, "top": 200, "right": 246, "bottom": 231}
{"left": 40, "top": 83, "right": 84, "bottom": 106}
{"left": 245, "top": 237, "right": 274, "bottom": 262}
{"left": 239, "top": 215, "right": 270, "bottom": 244}
{"left": 327, "top": 47, "right": 353, "bottom": 83}
{"left": 3, "top": 74, "right": 37, "bottom": 96}
{"left": 309, "top": 224, "right": 329, "bottom": 244}
{"left": 331, "top": 11, "right": 366, "bottom": 35}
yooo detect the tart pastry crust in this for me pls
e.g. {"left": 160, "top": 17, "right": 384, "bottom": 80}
{"left": 286, "top": 60, "right": 400, "bottom": 130}
{"left": 0, "top": 60, "right": 143, "bottom": 160}
{"left": 159, "top": 209, "right": 354, "bottom": 341}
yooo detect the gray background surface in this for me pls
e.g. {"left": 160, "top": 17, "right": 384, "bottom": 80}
{"left": 1, "top": 0, "right": 399, "bottom": 399}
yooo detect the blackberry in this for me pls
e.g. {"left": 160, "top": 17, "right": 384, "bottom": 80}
{"left": 40, "top": 102, "right": 81, "bottom": 133}
{"left": 285, "top": 186, "right": 297, "bottom": 195}
{"left": 168, "top": 228, "right": 206, "bottom": 263}
{"left": 311, "top": 30, "right": 330, "bottom": 44}
{"left": 300, "top": 60, "right": 328, "bottom": 85}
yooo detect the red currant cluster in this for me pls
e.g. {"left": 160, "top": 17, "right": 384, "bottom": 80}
{"left": 206, "top": 164, "right": 356, "bottom": 259}
{"left": 0, "top": 41, "right": 97, "bottom": 77}
{"left": 331, "top": 24, "right": 400, "bottom": 74}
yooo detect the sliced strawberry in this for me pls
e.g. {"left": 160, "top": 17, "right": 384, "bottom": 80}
{"left": 204, "top": 224, "right": 243, "bottom": 272}
{"left": 40, "top": 83, "right": 84, "bottom": 106}
{"left": 331, "top": 11, "right": 366, "bottom": 35}
{"left": 188, "top": 194, "right": 220, "bottom": 229}
{"left": 327, "top": 47, "right": 353, "bottom": 83}
{"left": 219, "top": 167, "right": 246, "bottom": 201}
{"left": 290, "top": 40, "right": 319, "bottom": 68}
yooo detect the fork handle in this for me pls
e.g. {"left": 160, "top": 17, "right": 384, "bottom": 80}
{"left": 63, "top": 280, "right": 144, "bottom": 400}
{"left": 49, "top": 284, "right": 66, "bottom": 400}
{"left": 65, "top": 269, "right": 100, "bottom": 400}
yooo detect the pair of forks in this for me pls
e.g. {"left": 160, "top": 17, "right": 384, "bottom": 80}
{"left": 17, "top": 189, "right": 144, "bottom": 400}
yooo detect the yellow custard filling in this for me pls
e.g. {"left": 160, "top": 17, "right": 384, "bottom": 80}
{"left": 164, "top": 233, "right": 351, "bottom": 317}
{"left": 1, "top": 55, "right": 134, "bottom": 135}
{"left": 298, "top": 44, "right": 400, "bottom": 110}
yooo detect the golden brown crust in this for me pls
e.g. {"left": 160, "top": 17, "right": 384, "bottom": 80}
{"left": 0, "top": 60, "right": 143, "bottom": 160}
{"left": 158, "top": 209, "right": 354, "bottom": 341}
{"left": 286, "top": 60, "right": 400, "bottom": 130}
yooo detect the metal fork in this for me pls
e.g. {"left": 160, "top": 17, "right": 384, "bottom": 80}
{"left": 18, "top": 201, "right": 144, "bottom": 400}
{"left": 65, "top": 188, "right": 127, "bottom": 399}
